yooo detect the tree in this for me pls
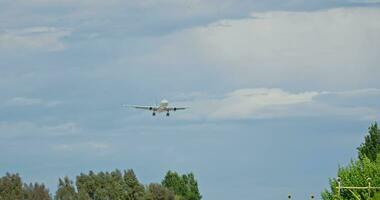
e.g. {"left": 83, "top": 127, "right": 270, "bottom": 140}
{"left": 358, "top": 123, "right": 380, "bottom": 161}
{"left": 322, "top": 155, "right": 380, "bottom": 199}
{"left": 23, "top": 183, "right": 51, "bottom": 200}
{"left": 76, "top": 172, "right": 96, "bottom": 200}
{"left": 124, "top": 169, "right": 145, "bottom": 200}
{"left": 182, "top": 173, "right": 201, "bottom": 200}
{"left": 145, "top": 183, "right": 175, "bottom": 200}
{"left": 322, "top": 122, "right": 380, "bottom": 199}
{"left": 77, "top": 191, "right": 91, "bottom": 200}
{"left": 162, "top": 171, "right": 186, "bottom": 197}
{"left": 55, "top": 176, "right": 77, "bottom": 200}
{"left": 76, "top": 169, "right": 141, "bottom": 200}
{"left": 108, "top": 170, "right": 126, "bottom": 200}
{"left": 0, "top": 173, "right": 23, "bottom": 200}
{"left": 0, "top": 173, "right": 51, "bottom": 200}
{"left": 162, "top": 171, "right": 201, "bottom": 200}
{"left": 1, "top": 169, "right": 200, "bottom": 200}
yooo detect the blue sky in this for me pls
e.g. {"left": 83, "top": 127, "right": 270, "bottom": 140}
{"left": 1, "top": 0, "right": 380, "bottom": 199}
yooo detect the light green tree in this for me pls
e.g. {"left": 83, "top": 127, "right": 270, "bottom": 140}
{"left": 322, "top": 155, "right": 380, "bottom": 199}
{"left": 322, "top": 123, "right": 380, "bottom": 200}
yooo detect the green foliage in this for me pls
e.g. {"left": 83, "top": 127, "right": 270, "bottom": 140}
{"left": 358, "top": 123, "right": 380, "bottom": 161}
{"left": 23, "top": 183, "right": 51, "bottom": 200}
{"left": 182, "top": 173, "right": 201, "bottom": 200}
{"left": 0, "top": 169, "right": 200, "bottom": 200}
{"left": 144, "top": 183, "right": 175, "bottom": 200}
{"left": 322, "top": 122, "right": 380, "bottom": 200}
{"left": 55, "top": 177, "right": 77, "bottom": 200}
{"left": 124, "top": 169, "right": 145, "bottom": 200}
{"left": 0, "top": 173, "right": 23, "bottom": 200}
{"left": 76, "top": 170, "right": 128, "bottom": 200}
{"left": 322, "top": 156, "right": 380, "bottom": 199}
{"left": 162, "top": 171, "right": 201, "bottom": 200}
{"left": 162, "top": 171, "right": 186, "bottom": 196}
{"left": 0, "top": 173, "right": 51, "bottom": 200}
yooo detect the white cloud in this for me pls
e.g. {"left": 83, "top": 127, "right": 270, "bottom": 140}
{"left": 0, "top": 27, "right": 71, "bottom": 51}
{"left": 349, "top": 0, "right": 380, "bottom": 3}
{"left": 53, "top": 141, "right": 110, "bottom": 154}
{"left": 321, "top": 88, "right": 380, "bottom": 96}
{"left": 6, "top": 97, "right": 43, "bottom": 106}
{"left": 149, "top": 7, "right": 380, "bottom": 89}
{"left": 175, "top": 88, "right": 380, "bottom": 120}
{"left": 44, "top": 122, "right": 81, "bottom": 135}
{"left": 0, "top": 122, "right": 81, "bottom": 138}
{"left": 5, "top": 97, "right": 62, "bottom": 107}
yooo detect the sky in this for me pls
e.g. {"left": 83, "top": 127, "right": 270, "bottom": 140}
{"left": 0, "top": 0, "right": 380, "bottom": 199}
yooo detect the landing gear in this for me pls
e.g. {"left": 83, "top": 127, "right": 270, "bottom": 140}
{"left": 166, "top": 112, "right": 170, "bottom": 117}
{"left": 152, "top": 112, "right": 156, "bottom": 116}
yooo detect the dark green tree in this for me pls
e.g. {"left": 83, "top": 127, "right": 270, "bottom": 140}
{"left": 162, "top": 171, "right": 186, "bottom": 197}
{"left": 124, "top": 169, "right": 145, "bottom": 200}
{"left": 0, "top": 173, "right": 23, "bottom": 200}
{"left": 77, "top": 191, "right": 91, "bottom": 200}
{"left": 182, "top": 173, "right": 201, "bottom": 200}
{"left": 76, "top": 171, "right": 97, "bottom": 200}
{"left": 2, "top": 169, "right": 200, "bottom": 200}
{"left": 55, "top": 176, "right": 78, "bottom": 200}
{"left": 108, "top": 170, "right": 126, "bottom": 200}
{"left": 144, "top": 183, "right": 175, "bottom": 200}
{"left": 162, "top": 171, "right": 201, "bottom": 200}
{"left": 76, "top": 169, "right": 134, "bottom": 200}
{"left": 358, "top": 123, "right": 380, "bottom": 161}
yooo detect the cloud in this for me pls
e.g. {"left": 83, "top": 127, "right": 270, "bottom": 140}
{"left": 52, "top": 141, "right": 111, "bottom": 155}
{"left": 175, "top": 88, "right": 380, "bottom": 120}
{"left": 147, "top": 7, "right": 380, "bottom": 89}
{"left": 0, "top": 122, "right": 81, "bottom": 138}
{"left": 0, "top": 27, "right": 71, "bottom": 51}
{"left": 349, "top": 0, "right": 380, "bottom": 3}
{"left": 44, "top": 122, "right": 81, "bottom": 134}
{"left": 316, "top": 88, "right": 380, "bottom": 107}
{"left": 5, "top": 97, "right": 62, "bottom": 107}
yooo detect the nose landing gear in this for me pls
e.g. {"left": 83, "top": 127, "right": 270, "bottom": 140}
{"left": 166, "top": 112, "right": 170, "bottom": 117}
{"left": 152, "top": 112, "right": 156, "bottom": 116}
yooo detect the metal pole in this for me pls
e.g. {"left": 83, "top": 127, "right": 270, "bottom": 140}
{"left": 368, "top": 178, "right": 372, "bottom": 200}
{"left": 337, "top": 177, "right": 341, "bottom": 199}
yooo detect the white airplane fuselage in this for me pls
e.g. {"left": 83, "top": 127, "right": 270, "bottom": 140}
{"left": 156, "top": 99, "right": 169, "bottom": 113}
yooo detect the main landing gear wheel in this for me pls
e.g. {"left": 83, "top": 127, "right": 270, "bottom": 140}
{"left": 166, "top": 112, "right": 170, "bottom": 116}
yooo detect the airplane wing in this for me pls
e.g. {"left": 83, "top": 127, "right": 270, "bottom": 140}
{"left": 167, "top": 107, "right": 188, "bottom": 111}
{"left": 123, "top": 105, "right": 157, "bottom": 111}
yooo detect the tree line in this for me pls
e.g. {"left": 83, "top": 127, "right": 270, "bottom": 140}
{"left": 322, "top": 122, "right": 380, "bottom": 199}
{"left": 0, "top": 169, "right": 201, "bottom": 200}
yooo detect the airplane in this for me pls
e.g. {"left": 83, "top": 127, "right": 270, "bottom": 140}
{"left": 126, "top": 99, "right": 188, "bottom": 116}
